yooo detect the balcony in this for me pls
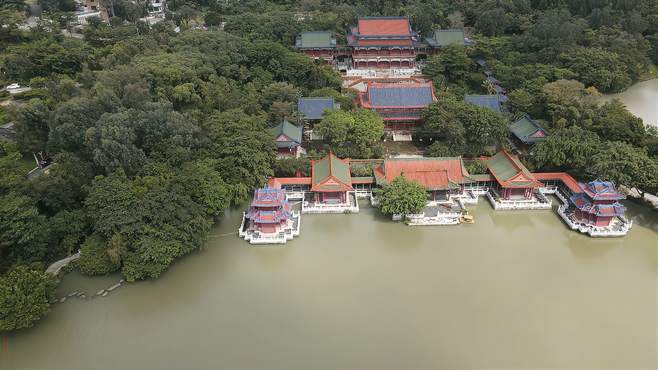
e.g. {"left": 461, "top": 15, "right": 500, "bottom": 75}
{"left": 486, "top": 189, "right": 552, "bottom": 210}
{"left": 239, "top": 212, "right": 301, "bottom": 245}
{"left": 302, "top": 192, "right": 359, "bottom": 214}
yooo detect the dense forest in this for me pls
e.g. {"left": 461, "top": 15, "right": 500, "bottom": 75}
{"left": 1, "top": 0, "right": 657, "bottom": 331}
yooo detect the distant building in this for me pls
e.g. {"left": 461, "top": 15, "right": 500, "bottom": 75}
{"left": 295, "top": 31, "right": 337, "bottom": 63}
{"left": 358, "top": 81, "right": 436, "bottom": 131}
{"left": 148, "top": 0, "right": 166, "bottom": 14}
{"left": 508, "top": 115, "right": 548, "bottom": 147}
{"left": 297, "top": 97, "right": 338, "bottom": 122}
{"left": 348, "top": 16, "right": 419, "bottom": 69}
{"left": 425, "top": 29, "right": 468, "bottom": 48}
{"left": 464, "top": 94, "right": 508, "bottom": 113}
{"left": 271, "top": 120, "right": 304, "bottom": 158}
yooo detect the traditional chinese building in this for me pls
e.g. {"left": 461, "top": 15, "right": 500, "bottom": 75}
{"left": 347, "top": 16, "right": 419, "bottom": 69}
{"left": 374, "top": 157, "right": 474, "bottom": 201}
{"left": 271, "top": 120, "right": 303, "bottom": 157}
{"left": 464, "top": 94, "right": 508, "bottom": 113}
{"left": 298, "top": 97, "right": 338, "bottom": 123}
{"left": 485, "top": 150, "right": 549, "bottom": 209}
{"left": 295, "top": 31, "right": 337, "bottom": 63}
{"left": 358, "top": 81, "right": 436, "bottom": 131}
{"left": 508, "top": 115, "right": 548, "bottom": 148}
{"left": 309, "top": 152, "right": 354, "bottom": 204}
{"left": 424, "top": 29, "right": 468, "bottom": 48}
{"left": 240, "top": 187, "right": 300, "bottom": 244}
{"left": 569, "top": 180, "right": 627, "bottom": 227}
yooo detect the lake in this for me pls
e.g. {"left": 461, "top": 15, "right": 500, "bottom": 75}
{"left": 2, "top": 201, "right": 657, "bottom": 369}
{"left": 599, "top": 78, "right": 658, "bottom": 127}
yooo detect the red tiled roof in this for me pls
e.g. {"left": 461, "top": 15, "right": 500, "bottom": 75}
{"left": 358, "top": 18, "right": 410, "bottom": 36}
{"left": 378, "top": 158, "right": 471, "bottom": 190}
{"left": 356, "top": 39, "right": 413, "bottom": 46}
{"left": 533, "top": 172, "right": 582, "bottom": 194}
{"left": 268, "top": 177, "right": 312, "bottom": 188}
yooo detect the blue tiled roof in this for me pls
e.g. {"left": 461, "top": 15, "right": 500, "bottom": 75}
{"left": 368, "top": 85, "right": 434, "bottom": 107}
{"left": 298, "top": 97, "right": 336, "bottom": 120}
{"left": 464, "top": 94, "right": 507, "bottom": 113}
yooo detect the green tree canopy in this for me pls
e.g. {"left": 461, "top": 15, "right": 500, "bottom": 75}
{"left": 0, "top": 266, "right": 56, "bottom": 331}
{"left": 376, "top": 176, "right": 427, "bottom": 216}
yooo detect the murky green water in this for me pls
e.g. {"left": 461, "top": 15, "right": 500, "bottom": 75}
{"left": 599, "top": 78, "right": 658, "bottom": 127}
{"left": 2, "top": 202, "right": 657, "bottom": 369}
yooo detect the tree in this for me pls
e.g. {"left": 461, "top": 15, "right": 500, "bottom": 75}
{"left": 590, "top": 141, "right": 658, "bottom": 194}
{"left": 530, "top": 126, "right": 601, "bottom": 173}
{"left": 592, "top": 100, "right": 646, "bottom": 146}
{"left": 316, "top": 109, "right": 384, "bottom": 158}
{"left": 475, "top": 8, "right": 508, "bottom": 36}
{"left": 376, "top": 176, "right": 427, "bottom": 216}
{"left": 84, "top": 171, "right": 142, "bottom": 239}
{"left": 0, "top": 266, "right": 56, "bottom": 331}
{"left": 202, "top": 109, "right": 276, "bottom": 202}
{"left": 0, "top": 142, "right": 27, "bottom": 196}
{"left": 28, "top": 153, "right": 94, "bottom": 214}
{"left": 84, "top": 110, "right": 147, "bottom": 176}
{"left": 12, "top": 99, "right": 51, "bottom": 155}
{"left": 420, "top": 97, "right": 507, "bottom": 156}
{"left": 78, "top": 233, "right": 119, "bottom": 275}
{"left": 0, "top": 192, "right": 50, "bottom": 265}
{"left": 423, "top": 45, "right": 472, "bottom": 86}
{"left": 559, "top": 47, "right": 632, "bottom": 93}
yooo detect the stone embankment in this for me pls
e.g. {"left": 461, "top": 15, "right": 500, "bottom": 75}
{"left": 54, "top": 279, "right": 125, "bottom": 304}
{"left": 620, "top": 186, "right": 658, "bottom": 210}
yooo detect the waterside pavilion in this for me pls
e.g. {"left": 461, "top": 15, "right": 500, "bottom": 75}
{"left": 484, "top": 150, "right": 551, "bottom": 210}
{"left": 239, "top": 187, "right": 300, "bottom": 244}
{"left": 263, "top": 151, "right": 632, "bottom": 237}
{"left": 304, "top": 153, "right": 359, "bottom": 213}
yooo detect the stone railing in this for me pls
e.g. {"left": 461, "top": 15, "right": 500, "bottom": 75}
{"left": 486, "top": 190, "right": 552, "bottom": 210}
{"left": 557, "top": 206, "right": 632, "bottom": 237}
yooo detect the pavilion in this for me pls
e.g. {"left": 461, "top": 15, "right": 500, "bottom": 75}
{"left": 485, "top": 150, "right": 550, "bottom": 210}
{"left": 240, "top": 187, "right": 300, "bottom": 244}
{"left": 270, "top": 119, "right": 304, "bottom": 157}
{"left": 295, "top": 31, "right": 337, "bottom": 63}
{"left": 569, "top": 180, "right": 627, "bottom": 227}
{"left": 304, "top": 152, "right": 359, "bottom": 213}
{"left": 509, "top": 115, "right": 548, "bottom": 147}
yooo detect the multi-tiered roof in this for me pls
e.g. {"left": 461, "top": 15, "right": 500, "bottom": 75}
{"left": 569, "top": 180, "right": 626, "bottom": 217}
{"left": 348, "top": 17, "right": 417, "bottom": 47}
{"left": 247, "top": 187, "right": 293, "bottom": 225}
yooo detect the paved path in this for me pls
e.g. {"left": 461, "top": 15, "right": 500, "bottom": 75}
{"left": 46, "top": 251, "right": 81, "bottom": 276}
